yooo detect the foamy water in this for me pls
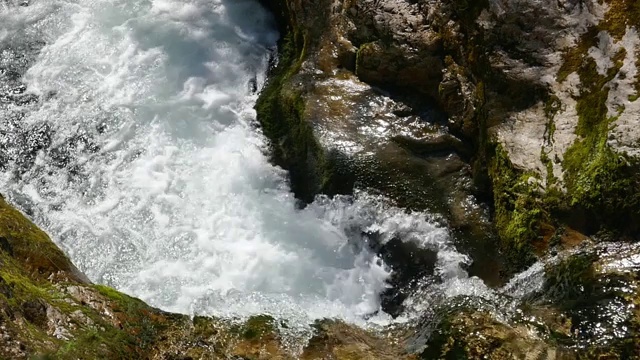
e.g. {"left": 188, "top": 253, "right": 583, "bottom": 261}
{"left": 0, "top": 0, "right": 471, "bottom": 326}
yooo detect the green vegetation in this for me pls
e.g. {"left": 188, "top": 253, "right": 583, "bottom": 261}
{"left": 0, "top": 196, "right": 298, "bottom": 359}
{"left": 0, "top": 197, "right": 79, "bottom": 280}
{"left": 0, "top": 197, "right": 152, "bottom": 359}
{"left": 488, "top": 145, "right": 549, "bottom": 270}
{"left": 561, "top": 39, "right": 640, "bottom": 234}
{"left": 236, "top": 315, "right": 275, "bottom": 340}
{"left": 558, "top": 0, "right": 640, "bottom": 83}
{"left": 254, "top": 13, "right": 356, "bottom": 202}
{"left": 254, "top": 29, "right": 330, "bottom": 203}
{"left": 482, "top": 0, "right": 640, "bottom": 269}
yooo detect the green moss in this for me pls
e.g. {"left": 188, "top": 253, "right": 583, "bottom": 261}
{"left": 0, "top": 198, "right": 78, "bottom": 279}
{"left": 561, "top": 49, "right": 640, "bottom": 233}
{"left": 93, "top": 284, "right": 143, "bottom": 308}
{"left": 240, "top": 315, "right": 275, "bottom": 340}
{"left": 540, "top": 151, "right": 557, "bottom": 188}
{"left": 355, "top": 42, "right": 377, "bottom": 77}
{"left": 0, "top": 224, "right": 149, "bottom": 359}
{"left": 53, "top": 326, "right": 129, "bottom": 359}
{"left": 553, "top": 1, "right": 640, "bottom": 234}
{"left": 544, "top": 94, "right": 560, "bottom": 144}
{"left": 255, "top": 30, "right": 326, "bottom": 203}
{"left": 558, "top": 0, "right": 639, "bottom": 81}
{"left": 557, "top": 28, "right": 599, "bottom": 83}
{"left": 255, "top": 22, "right": 354, "bottom": 202}
{"left": 540, "top": 94, "right": 562, "bottom": 188}
{"left": 488, "top": 144, "right": 548, "bottom": 271}
{"left": 599, "top": 0, "right": 640, "bottom": 39}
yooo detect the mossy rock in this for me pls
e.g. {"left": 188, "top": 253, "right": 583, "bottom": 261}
{"left": 236, "top": 314, "right": 276, "bottom": 340}
{"left": 560, "top": 53, "right": 640, "bottom": 235}
{"left": 0, "top": 196, "right": 86, "bottom": 282}
{"left": 487, "top": 144, "right": 554, "bottom": 272}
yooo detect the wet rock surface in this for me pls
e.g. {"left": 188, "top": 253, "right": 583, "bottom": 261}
{"left": 255, "top": 0, "right": 640, "bottom": 357}
{"left": 259, "top": 0, "right": 640, "bottom": 268}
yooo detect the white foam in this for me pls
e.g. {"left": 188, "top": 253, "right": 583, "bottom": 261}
{"left": 0, "top": 0, "right": 468, "bottom": 327}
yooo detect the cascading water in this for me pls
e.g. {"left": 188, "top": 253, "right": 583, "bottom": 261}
{"left": 0, "top": 0, "right": 476, "bottom": 328}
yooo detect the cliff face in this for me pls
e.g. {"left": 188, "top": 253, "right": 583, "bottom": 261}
{"left": 254, "top": 0, "right": 640, "bottom": 356}
{"left": 256, "top": 0, "right": 640, "bottom": 269}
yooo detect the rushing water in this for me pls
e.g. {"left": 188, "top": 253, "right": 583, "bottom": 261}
{"left": 0, "top": 0, "right": 479, "bottom": 327}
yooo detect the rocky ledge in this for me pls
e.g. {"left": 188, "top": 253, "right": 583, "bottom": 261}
{"left": 253, "top": 0, "right": 640, "bottom": 357}
{"left": 256, "top": 0, "right": 640, "bottom": 275}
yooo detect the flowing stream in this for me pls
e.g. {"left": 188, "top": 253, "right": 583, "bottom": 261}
{"left": 0, "top": 0, "right": 485, "bottom": 328}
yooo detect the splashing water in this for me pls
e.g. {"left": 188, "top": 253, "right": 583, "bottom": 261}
{"left": 0, "top": 0, "right": 470, "bottom": 326}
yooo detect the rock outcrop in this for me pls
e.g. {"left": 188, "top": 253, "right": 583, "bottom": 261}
{"left": 256, "top": 0, "right": 640, "bottom": 272}
{"left": 4, "top": 190, "right": 638, "bottom": 358}
{"left": 254, "top": 0, "right": 640, "bottom": 357}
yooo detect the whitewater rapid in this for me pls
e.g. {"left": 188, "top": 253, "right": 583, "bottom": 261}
{"left": 0, "top": 0, "right": 474, "bottom": 326}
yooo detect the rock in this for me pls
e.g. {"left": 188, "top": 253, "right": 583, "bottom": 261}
{"left": 0, "top": 276, "right": 12, "bottom": 299}
{"left": 0, "top": 0, "right": 638, "bottom": 358}
{"left": 529, "top": 243, "right": 640, "bottom": 356}
{"left": 21, "top": 300, "right": 47, "bottom": 328}
{"left": 0, "top": 236, "right": 13, "bottom": 256}
{"left": 301, "top": 320, "right": 413, "bottom": 360}
{"left": 364, "top": 232, "right": 439, "bottom": 317}
{"left": 392, "top": 134, "right": 468, "bottom": 157}
{"left": 421, "top": 310, "right": 561, "bottom": 360}
{"left": 0, "top": 197, "right": 89, "bottom": 283}
{"left": 356, "top": 41, "right": 443, "bottom": 98}
{"left": 257, "top": 0, "right": 500, "bottom": 290}
{"left": 253, "top": 0, "right": 640, "bottom": 357}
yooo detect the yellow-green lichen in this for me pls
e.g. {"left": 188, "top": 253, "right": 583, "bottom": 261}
{"left": 237, "top": 314, "right": 276, "bottom": 340}
{"left": 558, "top": 0, "right": 640, "bottom": 95}
{"left": 561, "top": 46, "right": 640, "bottom": 234}
{"left": 488, "top": 144, "right": 552, "bottom": 270}
{"left": 0, "top": 197, "right": 80, "bottom": 280}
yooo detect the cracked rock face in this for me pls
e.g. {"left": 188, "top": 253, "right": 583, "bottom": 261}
{"left": 262, "top": 0, "right": 640, "bottom": 270}
{"left": 255, "top": 0, "right": 639, "bottom": 356}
